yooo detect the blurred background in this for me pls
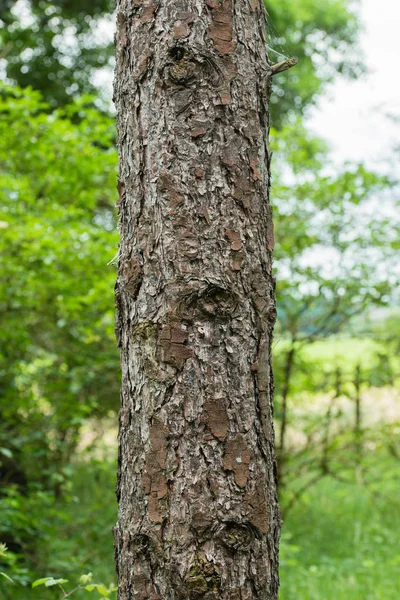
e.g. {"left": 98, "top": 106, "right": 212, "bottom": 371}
{"left": 0, "top": 1, "right": 399, "bottom": 598}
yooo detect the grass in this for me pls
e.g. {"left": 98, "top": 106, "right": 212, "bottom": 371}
{"left": 280, "top": 462, "right": 400, "bottom": 599}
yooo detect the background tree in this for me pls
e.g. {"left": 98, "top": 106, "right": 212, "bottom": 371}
{"left": 270, "top": 120, "right": 399, "bottom": 487}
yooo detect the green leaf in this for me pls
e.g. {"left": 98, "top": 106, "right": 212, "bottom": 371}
{"left": 96, "top": 584, "right": 110, "bottom": 596}
{"left": 32, "top": 577, "right": 52, "bottom": 588}
{"left": 32, "top": 577, "right": 68, "bottom": 588}
{"left": 84, "top": 583, "right": 111, "bottom": 596}
{"left": 0, "top": 448, "right": 13, "bottom": 458}
{"left": 362, "top": 560, "right": 374, "bottom": 569}
{"left": 1, "top": 571, "right": 14, "bottom": 583}
{"left": 45, "top": 578, "right": 69, "bottom": 587}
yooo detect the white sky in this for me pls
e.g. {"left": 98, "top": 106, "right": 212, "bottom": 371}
{"left": 308, "top": 0, "right": 400, "bottom": 170}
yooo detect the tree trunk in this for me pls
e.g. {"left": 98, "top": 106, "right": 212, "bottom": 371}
{"left": 276, "top": 343, "right": 295, "bottom": 488}
{"left": 354, "top": 363, "right": 363, "bottom": 470}
{"left": 113, "top": 1, "right": 280, "bottom": 598}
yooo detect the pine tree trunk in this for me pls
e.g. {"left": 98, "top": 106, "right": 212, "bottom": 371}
{"left": 113, "top": 1, "right": 280, "bottom": 598}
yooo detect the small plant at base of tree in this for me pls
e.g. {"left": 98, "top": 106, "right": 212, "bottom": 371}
{"left": 32, "top": 572, "right": 117, "bottom": 598}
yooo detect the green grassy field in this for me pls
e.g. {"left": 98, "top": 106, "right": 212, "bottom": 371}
{"left": 304, "top": 337, "right": 382, "bottom": 370}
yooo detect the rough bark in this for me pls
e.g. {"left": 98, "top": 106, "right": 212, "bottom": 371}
{"left": 113, "top": 1, "right": 280, "bottom": 598}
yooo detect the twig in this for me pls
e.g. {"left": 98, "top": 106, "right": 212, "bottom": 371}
{"left": 270, "top": 57, "right": 298, "bottom": 76}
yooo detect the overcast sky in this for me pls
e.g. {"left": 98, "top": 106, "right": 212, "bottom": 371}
{"left": 309, "top": 0, "right": 400, "bottom": 170}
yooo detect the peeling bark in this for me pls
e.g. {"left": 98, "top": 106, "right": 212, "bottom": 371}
{"left": 114, "top": 1, "right": 280, "bottom": 598}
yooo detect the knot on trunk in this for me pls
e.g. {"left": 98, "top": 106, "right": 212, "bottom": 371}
{"left": 167, "top": 47, "right": 198, "bottom": 85}
{"left": 166, "top": 45, "right": 223, "bottom": 89}
{"left": 181, "top": 283, "right": 239, "bottom": 321}
{"left": 218, "top": 521, "right": 256, "bottom": 551}
{"left": 184, "top": 556, "right": 221, "bottom": 599}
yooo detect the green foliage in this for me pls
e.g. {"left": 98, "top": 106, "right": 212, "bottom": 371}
{"left": 0, "top": 543, "right": 15, "bottom": 583}
{"left": 0, "top": 457, "right": 117, "bottom": 599}
{"left": 0, "top": 82, "right": 118, "bottom": 473}
{"left": 0, "top": 485, "right": 57, "bottom": 583}
{"left": 274, "top": 329, "right": 400, "bottom": 518}
{"left": 270, "top": 121, "right": 398, "bottom": 446}
{"left": 35, "top": 456, "right": 117, "bottom": 583}
{"left": 0, "top": 83, "right": 119, "bottom": 575}
{"left": 32, "top": 572, "right": 117, "bottom": 598}
{"left": 273, "top": 335, "right": 399, "bottom": 404}
{"left": 0, "top": 0, "right": 114, "bottom": 106}
{"left": 0, "top": 566, "right": 117, "bottom": 599}
{"left": 269, "top": 114, "right": 399, "bottom": 504}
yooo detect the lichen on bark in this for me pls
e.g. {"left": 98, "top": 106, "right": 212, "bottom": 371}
{"left": 114, "top": 1, "right": 281, "bottom": 598}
